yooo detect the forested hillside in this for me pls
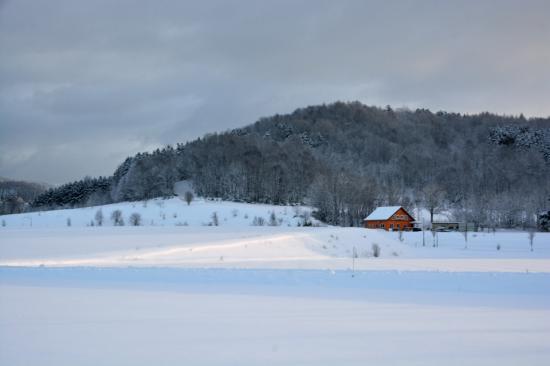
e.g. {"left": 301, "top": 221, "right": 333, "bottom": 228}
{"left": 30, "top": 102, "right": 550, "bottom": 228}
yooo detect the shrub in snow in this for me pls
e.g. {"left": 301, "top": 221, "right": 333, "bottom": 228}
{"left": 372, "top": 243, "right": 381, "bottom": 258}
{"left": 129, "top": 213, "right": 142, "bottom": 226}
{"left": 184, "top": 191, "right": 194, "bottom": 205}
{"left": 232, "top": 209, "right": 239, "bottom": 218}
{"left": 244, "top": 213, "right": 248, "bottom": 219}
{"left": 268, "top": 212, "right": 278, "bottom": 226}
{"left": 111, "top": 210, "right": 124, "bottom": 226}
{"left": 496, "top": 243, "right": 501, "bottom": 251}
{"left": 252, "top": 216, "right": 265, "bottom": 226}
{"left": 211, "top": 212, "right": 219, "bottom": 226}
{"left": 1, "top": 219, "right": 5, "bottom": 227}
{"left": 66, "top": 217, "right": 71, "bottom": 227}
{"left": 95, "top": 209, "right": 103, "bottom": 226}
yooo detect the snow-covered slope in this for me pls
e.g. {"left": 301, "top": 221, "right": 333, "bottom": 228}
{"left": 0, "top": 197, "right": 315, "bottom": 228}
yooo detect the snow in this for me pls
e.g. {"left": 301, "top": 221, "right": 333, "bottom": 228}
{"left": 1, "top": 268, "right": 550, "bottom": 366}
{"left": 0, "top": 197, "right": 315, "bottom": 228}
{"left": 1, "top": 226, "right": 548, "bottom": 272}
{"left": 1, "top": 198, "right": 550, "bottom": 365}
{"left": 364, "top": 205, "right": 402, "bottom": 220}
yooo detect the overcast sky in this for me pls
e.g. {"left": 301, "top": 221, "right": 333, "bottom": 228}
{"left": 1, "top": 0, "right": 549, "bottom": 184}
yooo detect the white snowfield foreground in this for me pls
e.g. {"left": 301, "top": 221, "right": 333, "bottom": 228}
{"left": 1, "top": 199, "right": 550, "bottom": 365}
{"left": 1, "top": 267, "right": 550, "bottom": 366}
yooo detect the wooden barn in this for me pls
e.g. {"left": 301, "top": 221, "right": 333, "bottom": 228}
{"left": 364, "top": 206, "right": 415, "bottom": 231}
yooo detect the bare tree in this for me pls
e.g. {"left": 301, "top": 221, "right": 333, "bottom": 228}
{"left": 422, "top": 183, "right": 445, "bottom": 224}
{"left": 268, "top": 212, "right": 278, "bottom": 226}
{"left": 129, "top": 212, "right": 142, "bottom": 226}
{"left": 252, "top": 216, "right": 265, "bottom": 226}
{"left": 184, "top": 191, "right": 194, "bottom": 205}
{"left": 372, "top": 243, "right": 381, "bottom": 257}
{"left": 95, "top": 209, "right": 103, "bottom": 226}
{"left": 211, "top": 212, "right": 219, "bottom": 226}
{"left": 111, "top": 210, "right": 124, "bottom": 226}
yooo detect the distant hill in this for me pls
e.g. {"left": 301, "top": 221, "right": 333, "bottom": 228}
{"left": 29, "top": 102, "right": 550, "bottom": 228}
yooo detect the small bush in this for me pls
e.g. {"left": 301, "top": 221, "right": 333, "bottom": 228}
{"left": 95, "top": 209, "right": 103, "bottom": 226}
{"left": 184, "top": 191, "right": 194, "bottom": 205}
{"left": 1, "top": 219, "right": 6, "bottom": 227}
{"left": 268, "top": 212, "right": 278, "bottom": 226}
{"left": 232, "top": 209, "right": 239, "bottom": 218}
{"left": 496, "top": 243, "right": 501, "bottom": 251}
{"left": 211, "top": 212, "right": 219, "bottom": 226}
{"left": 111, "top": 210, "right": 124, "bottom": 226}
{"left": 252, "top": 216, "right": 265, "bottom": 226}
{"left": 129, "top": 212, "right": 142, "bottom": 226}
{"left": 66, "top": 217, "right": 71, "bottom": 227}
{"left": 372, "top": 243, "right": 381, "bottom": 258}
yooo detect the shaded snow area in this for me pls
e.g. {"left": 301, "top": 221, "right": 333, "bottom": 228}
{"left": 1, "top": 199, "right": 550, "bottom": 365}
{"left": 1, "top": 268, "right": 550, "bottom": 366}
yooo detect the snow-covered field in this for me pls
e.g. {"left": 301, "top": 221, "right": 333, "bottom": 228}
{"left": 1, "top": 198, "right": 549, "bottom": 365}
{"left": 0, "top": 226, "right": 549, "bottom": 272}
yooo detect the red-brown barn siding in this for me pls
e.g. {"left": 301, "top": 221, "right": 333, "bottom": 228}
{"left": 364, "top": 207, "right": 414, "bottom": 231}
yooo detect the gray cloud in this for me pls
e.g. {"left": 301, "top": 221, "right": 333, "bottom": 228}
{"left": 1, "top": 0, "right": 549, "bottom": 184}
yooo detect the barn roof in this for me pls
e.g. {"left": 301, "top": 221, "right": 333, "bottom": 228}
{"left": 364, "top": 206, "right": 412, "bottom": 221}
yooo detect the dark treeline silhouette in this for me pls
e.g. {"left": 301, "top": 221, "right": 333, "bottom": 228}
{"left": 28, "top": 102, "right": 550, "bottom": 228}
{"left": 0, "top": 178, "right": 49, "bottom": 214}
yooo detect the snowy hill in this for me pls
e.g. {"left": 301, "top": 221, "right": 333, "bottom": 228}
{"left": 0, "top": 197, "right": 316, "bottom": 228}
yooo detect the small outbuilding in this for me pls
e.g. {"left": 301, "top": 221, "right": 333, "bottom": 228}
{"left": 364, "top": 206, "right": 415, "bottom": 231}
